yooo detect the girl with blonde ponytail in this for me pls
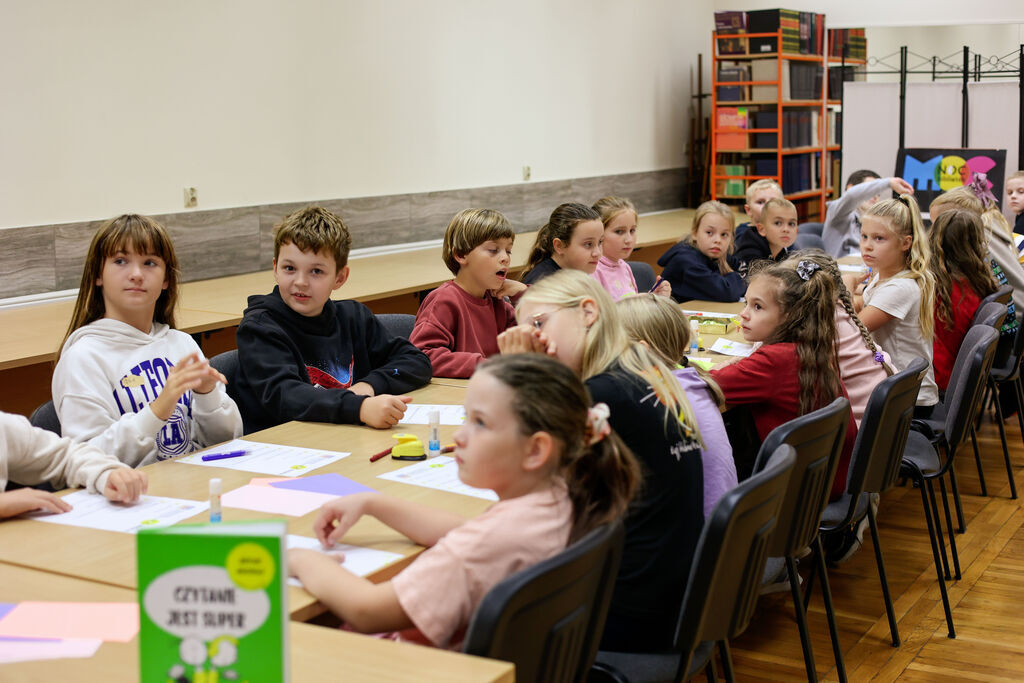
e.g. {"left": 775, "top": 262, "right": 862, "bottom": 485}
{"left": 849, "top": 194, "right": 940, "bottom": 413}
{"left": 498, "top": 269, "right": 705, "bottom": 653}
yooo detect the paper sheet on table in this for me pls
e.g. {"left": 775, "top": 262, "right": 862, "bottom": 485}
{"left": 709, "top": 337, "right": 757, "bottom": 357}
{"left": 377, "top": 456, "right": 498, "bottom": 501}
{"left": 398, "top": 404, "right": 466, "bottom": 426}
{"left": 685, "top": 356, "right": 714, "bottom": 371}
{"left": 26, "top": 491, "right": 208, "bottom": 533}
{"left": 286, "top": 535, "right": 404, "bottom": 587}
{"left": 175, "top": 439, "right": 350, "bottom": 476}
{"left": 838, "top": 264, "right": 867, "bottom": 273}
{"left": 221, "top": 485, "right": 335, "bottom": 517}
{"left": 0, "top": 602, "right": 138, "bottom": 642}
{"left": 0, "top": 637, "right": 102, "bottom": 664}
{"left": 270, "top": 473, "right": 375, "bottom": 497}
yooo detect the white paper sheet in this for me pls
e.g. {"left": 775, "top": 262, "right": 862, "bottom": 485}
{"left": 682, "top": 309, "right": 741, "bottom": 319}
{"left": 286, "top": 535, "right": 405, "bottom": 587}
{"left": 398, "top": 404, "right": 466, "bottom": 426}
{"left": 0, "top": 638, "right": 102, "bottom": 664}
{"left": 709, "top": 337, "right": 757, "bottom": 357}
{"left": 377, "top": 456, "right": 498, "bottom": 501}
{"left": 175, "top": 439, "right": 350, "bottom": 477}
{"left": 26, "top": 491, "right": 208, "bottom": 534}
{"left": 838, "top": 264, "right": 867, "bottom": 273}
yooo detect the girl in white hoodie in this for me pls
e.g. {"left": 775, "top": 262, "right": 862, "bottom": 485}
{"left": 52, "top": 215, "right": 242, "bottom": 467}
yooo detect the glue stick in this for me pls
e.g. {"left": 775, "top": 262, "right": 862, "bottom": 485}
{"left": 428, "top": 409, "right": 441, "bottom": 458}
{"left": 209, "top": 478, "right": 222, "bottom": 523}
{"left": 689, "top": 319, "right": 699, "bottom": 356}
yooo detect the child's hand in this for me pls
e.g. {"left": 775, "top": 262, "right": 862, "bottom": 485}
{"left": 103, "top": 468, "right": 148, "bottom": 503}
{"left": 359, "top": 395, "right": 412, "bottom": 429}
{"left": 313, "top": 492, "right": 375, "bottom": 547}
{"left": 653, "top": 280, "right": 673, "bottom": 297}
{"left": 348, "top": 382, "right": 375, "bottom": 397}
{"left": 288, "top": 548, "right": 345, "bottom": 577}
{"left": 0, "top": 489, "right": 72, "bottom": 518}
{"left": 497, "top": 324, "right": 555, "bottom": 356}
{"left": 150, "top": 353, "right": 226, "bottom": 420}
{"left": 890, "top": 178, "right": 914, "bottom": 196}
{"left": 490, "top": 279, "right": 528, "bottom": 300}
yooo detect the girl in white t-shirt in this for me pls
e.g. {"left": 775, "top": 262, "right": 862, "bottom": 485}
{"left": 288, "top": 354, "right": 639, "bottom": 649}
{"left": 847, "top": 195, "right": 938, "bottom": 415}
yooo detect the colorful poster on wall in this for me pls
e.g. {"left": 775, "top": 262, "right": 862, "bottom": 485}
{"left": 895, "top": 148, "right": 1006, "bottom": 212}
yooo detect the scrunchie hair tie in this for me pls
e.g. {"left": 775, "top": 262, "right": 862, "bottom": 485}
{"left": 796, "top": 260, "right": 821, "bottom": 281}
{"left": 896, "top": 195, "right": 910, "bottom": 208}
{"left": 585, "top": 403, "right": 612, "bottom": 446}
{"left": 968, "top": 171, "right": 999, "bottom": 209}
{"left": 873, "top": 351, "right": 885, "bottom": 364}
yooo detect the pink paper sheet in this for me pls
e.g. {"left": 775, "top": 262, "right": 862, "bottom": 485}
{"left": 0, "top": 602, "right": 138, "bottom": 642}
{"left": 221, "top": 484, "right": 336, "bottom": 516}
{"left": 0, "top": 638, "right": 102, "bottom": 664}
{"left": 249, "top": 477, "right": 292, "bottom": 487}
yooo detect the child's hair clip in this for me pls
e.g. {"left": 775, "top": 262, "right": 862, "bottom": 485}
{"left": 873, "top": 351, "right": 885, "bottom": 364}
{"left": 796, "top": 260, "right": 821, "bottom": 281}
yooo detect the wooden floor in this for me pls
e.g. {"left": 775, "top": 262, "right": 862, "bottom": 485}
{"left": 730, "top": 411, "right": 1024, "bottom": 681}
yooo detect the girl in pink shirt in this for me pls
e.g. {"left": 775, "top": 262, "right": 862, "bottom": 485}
{"left": 288, "top": 354, "right": 639, "bottom": 648}
{"left": 590, "top": 196, "right": 672, "bottom": 300}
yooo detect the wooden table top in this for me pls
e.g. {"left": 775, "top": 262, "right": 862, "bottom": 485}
{"left": 0, "top": 563, "right": 513, "bottom": 682}
{"left": 0, "top": 382, "right": 481, "bottom": 622}
{"left": 0, "top": 208, "right": 698, "bottom": 372}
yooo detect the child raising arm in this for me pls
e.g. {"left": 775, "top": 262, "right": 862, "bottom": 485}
{"left": 289, "top": 354, "right": 639, "bottom": 648}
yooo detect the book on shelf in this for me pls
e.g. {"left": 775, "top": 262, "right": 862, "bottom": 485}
{"left": 716, "top": 107, "right": 749, "bottom": 150}
{"left": 750, "top": 60, "right": 777, "bottom": 100}
{"left": 714, "top": 11, "right": 748, "bottom": 54}
{"left": 828, "top": 28, "right": 867, "bottom": 60}
{"left": 717, "top": 65, "right": 750, "bottom": 101}
{"left": 137, "top": 520, "right": 290, "bottom": 683}
{"left": 755, "top": 158, "right": 778, "bottom": 177}
{"left": 752, "top": 111, "right": 777, "bottom": 148}
{"left": 717, "top": 163, "right": 748, "bottom": 197}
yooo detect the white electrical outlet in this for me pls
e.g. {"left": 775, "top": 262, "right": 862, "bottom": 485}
{"left": 522, "top": 166, "right": 531, "bottom": 181}
{"left": 184, "top": 187, "right": 198, "bottom": 208}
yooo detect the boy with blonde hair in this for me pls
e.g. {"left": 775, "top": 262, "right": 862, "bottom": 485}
{"left": 734, "top": 197, "right": 798, "bottom": 276}
{"left": 234, "top": 206, "right": 432, "bottom": 433}
{"left": 736, "top": 179, "right": 783, "bottom": 240}
{"left": 411, "top": 208, "right": 527, "bottom": 378}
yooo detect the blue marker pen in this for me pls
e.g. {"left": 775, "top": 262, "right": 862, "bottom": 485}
{"left": 201, "top": 450, "right": 248, "bottom": 462}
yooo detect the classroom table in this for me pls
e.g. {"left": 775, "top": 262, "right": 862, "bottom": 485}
{"left": 0, "top": 563, "right": 514, "bottom": 682}
{"left": 0, "top": 381, "right": 481, "bottom": 623}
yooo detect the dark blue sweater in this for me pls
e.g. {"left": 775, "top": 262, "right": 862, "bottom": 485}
{"left": 657, "top": 242, "right": 746, "bottom": 303}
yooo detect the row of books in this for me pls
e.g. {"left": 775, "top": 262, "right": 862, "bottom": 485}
{"left": 717, "top": 60, "right": 823, "bottom": 101}
{"left": 827, "top": 28, "right": 867, "bottom": 60}
{"left": 716, "top": 107, "right": 839, "bottom": 151}
{"left": 781, "top": 153, "right": 824, "bottom": 195}
{"left": 714, "top": 9, "right": 826, "bottom": 56}
{"left": 715, "top": 154, "right": 835, "bottom": 199}
{"left": 828, "top": 65, "right": 864, "bottom": 100}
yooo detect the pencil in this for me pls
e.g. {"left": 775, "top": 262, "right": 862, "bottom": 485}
{"left": 369, "top": 446, "right": 393, "bottom": 463}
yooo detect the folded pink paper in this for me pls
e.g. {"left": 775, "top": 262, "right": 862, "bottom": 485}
{"left": 221, "top": 484, "right": 336, "bottom": 516}
{"left": 0, "top": 602, "right": 138, "bottom": 642}
{"left": 249, "top": 477, "right": 292, "bottom": 487}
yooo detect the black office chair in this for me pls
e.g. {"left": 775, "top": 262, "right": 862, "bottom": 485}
{"left": 809, "top": 357, "right": 928, "bottom": 647}
{"left": 900, "top": 324, "right": 999, "bottom": 639}
{"left": 591, "top": 445, "right": 795, "bottom": 683}
{"left": 29, "top": 400, "right": 61, "bottom": 436}
{"left": 375, "top": 313, "right": 416, "bottom": 339}
{"left": 209, "top": 349, "right": 240, "bottom": 404}
{"left": 754, "top": 397, "right": 852, "bottom": 683}
{"left": 627, "top": 262, "right": 657, "bottom": 294}
{"left": 463, "top": 520, "right": 625, "bottom": 683}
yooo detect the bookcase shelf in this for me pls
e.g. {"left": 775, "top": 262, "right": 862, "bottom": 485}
{"left": 711, "top": 13, "right": 864, "bottom": 220}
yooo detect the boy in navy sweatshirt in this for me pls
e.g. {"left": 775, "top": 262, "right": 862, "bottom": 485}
{"left": 733, "top": 198, "right": 798, "bottom": 278}
{"left": 234, "top": 206, "right": 431, "bottom": 433}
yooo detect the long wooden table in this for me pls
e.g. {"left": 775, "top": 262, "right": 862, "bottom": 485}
{"left": 0, "top": 563, "right": 513, "bottom": 682}
{"left": 0, "top": 382, "right": 482, "bottom": 623}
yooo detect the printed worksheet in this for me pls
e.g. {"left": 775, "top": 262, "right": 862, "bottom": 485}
{"left": 398, "top": 404, "right": 466, "bottom": 426}
{"left": 710, "top": 337, "right": 757, "bottom": 357}
{"left": 683, "top": 309, "right": 741, "bottom": 319}
{"left": 377, "top": 456, "right": 498, "bottom": 501}
{"left": 838, "top": 264, "right": 867, "bottom": 273}
{"left": 174, "top": 439, "right": 350, "bottom": 477}
{"left": 27, "top": 491, "right": 208, "bottom": 534}
{"left": 286, "top": 535, "right": 404, "bottom": 587}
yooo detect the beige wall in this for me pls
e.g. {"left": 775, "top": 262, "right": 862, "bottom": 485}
{"left": 0, "top": 0, "right": 711, "bottom": 230}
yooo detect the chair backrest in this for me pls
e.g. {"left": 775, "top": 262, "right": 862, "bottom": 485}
{"left": 972, "top": 300, "right": 1013, "bottom": 368}
{"left": 977, "top": 284, "right": 1013, "bottom": 312}
{"left": 29, "top": 400, "right": 61, "bottom": 436}
{"left": 847, "top": 357, "right": 928, "bottom": 500}
{"left": 375, "top": 313, "right": 416, "bottom": 340}
{"left": 973, "top": 301, "right": 1007, "bottom": 331}
{"left": 942, "top": 325, "right": 999, "bottom": 453}
{"left": 626, "top": 261, "right": 656, "bottom": 293}
{"left": 671, "top": 446, "right": 795, "bottom": 677}
{"left": 462, "top": 520, "right": 625, "bottom": 683}
{"left": 753, "top": 396, "right": 850, "bottom": 556}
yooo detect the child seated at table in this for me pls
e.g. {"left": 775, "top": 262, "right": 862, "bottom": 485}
{"left": 590, "top": 196, "right": 672, "bottom": 299}
{"left": 1, "top": 411, "right": 148, "bottom": 518}
{"left": 288, "top": 354, "right": 639, "bottom": 649}
{"left": 410, "top": 208, "right": 527, "bottom": 378}
{"left": 658, "top": 199, "right": 746, "bottom": 302}
{"left": 235, "top": 206, "right": 431, "bottom": 432}
{"left": 52, "top": 214, "right": 242, "bottom": 466}
{"left": 733, "top": 197, "right": 798, "bottom": 277}
{"left": 521, "top": 203, "right": 605, "bottom": 285}
{"left": 735, "top": 179, "right": 783, "bottom": 241}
